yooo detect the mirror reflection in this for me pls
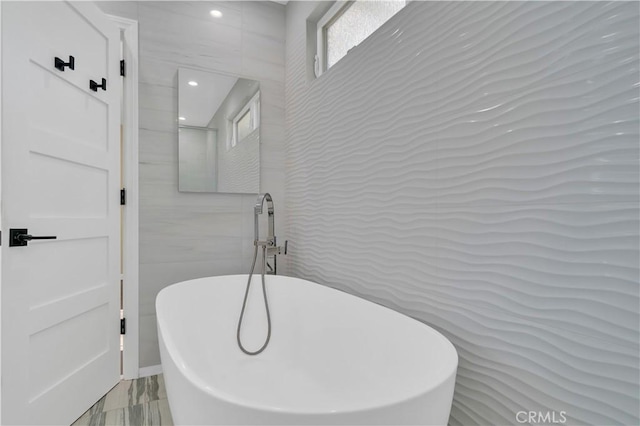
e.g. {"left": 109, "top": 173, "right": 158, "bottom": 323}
{"left": 178, "top": 67, "right": 260, "bottom": 193}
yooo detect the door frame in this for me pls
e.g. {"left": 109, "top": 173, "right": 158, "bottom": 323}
{"left": 108, "top": 14, "right": 140, "bottom": 380}
{"left": 0, "top": 2, "right": 4, "bottom": 420}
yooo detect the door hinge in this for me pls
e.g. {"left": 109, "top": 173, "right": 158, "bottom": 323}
{"left": 120, "top": 59, "right": 126, "bottom": 77}
{"left": 120, "top": 318, "right": 126, "bottom": 335}
{"left": 120, "top": 188, "right": 126, "bottom": 206}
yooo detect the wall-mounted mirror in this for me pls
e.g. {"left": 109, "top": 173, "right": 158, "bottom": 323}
{"left": 178, "top": 67, "right": 260, "bottom": 193}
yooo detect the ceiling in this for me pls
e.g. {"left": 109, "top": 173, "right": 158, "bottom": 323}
{"left": 178, "top": 68, "right": 238, "bottom": 128}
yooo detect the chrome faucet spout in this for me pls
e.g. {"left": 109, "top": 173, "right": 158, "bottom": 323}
{"left": 254, "top": 193, "right": 274, "bottom": 242}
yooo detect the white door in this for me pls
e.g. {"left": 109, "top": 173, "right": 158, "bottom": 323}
{"left": 1, "top": 1, "right": 121, "bottom": 424}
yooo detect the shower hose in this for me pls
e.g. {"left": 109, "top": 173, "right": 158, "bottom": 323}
{"left": 236, "top": 242, "right": 272, "bottom": 355}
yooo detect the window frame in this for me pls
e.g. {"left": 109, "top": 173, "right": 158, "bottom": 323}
{"left": 229, "top": 91, "right": 260, "bottom": 151}
{"left": 315, "top": 1, "right": 352, "bottom": 77}
{"left": 315, "top": 0, "right": 407, "bottom": 77}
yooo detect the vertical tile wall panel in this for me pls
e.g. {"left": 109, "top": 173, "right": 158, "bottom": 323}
{"left": 97, "top": 1, "right": 287, "bottom": 368}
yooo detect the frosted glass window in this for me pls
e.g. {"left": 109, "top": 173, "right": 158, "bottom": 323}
{"left": 231, "top": 91, "right": 260, "bottom": 150}
{"left": 325, "top": 1, "right": 405, "bottom": 70}
{"left": 236, "top": 110, "right": 252, "bottom": 141}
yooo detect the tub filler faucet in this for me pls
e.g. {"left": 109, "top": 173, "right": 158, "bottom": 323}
{"left": 254, "top": 193, "right": 287, "bottom": 275}
{"left": 237, "top": 193, "right": 287, "bottom": 355}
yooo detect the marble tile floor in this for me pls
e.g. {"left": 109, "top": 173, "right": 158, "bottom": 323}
{"left": 72, "top": 374, "right": 173, "bottom": 426}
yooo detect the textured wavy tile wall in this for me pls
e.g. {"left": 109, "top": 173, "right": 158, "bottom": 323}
{"left": 218, "top": 130, "right": 260, "bottom": 193}
{"left": 284, "top": 2, "right": 639, "bottom": 425}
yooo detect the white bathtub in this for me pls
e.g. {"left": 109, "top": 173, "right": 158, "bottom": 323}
{"left": 156, "top": 275, "right": 458, "bottom": 425}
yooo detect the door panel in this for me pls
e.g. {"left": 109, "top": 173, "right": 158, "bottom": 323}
{"left": 1, "top": 1, "right": 121, "bottom": 424}
{"left": 26, "top": 2, "right": 108, "bottom": 96}
{"left": 28, "top": 60, "right": 109, "bottom": 151}
{"left": 28, "top": 237, "right": 108, "bottom": 308}
{"left": 29, "top": 153, "right": 109, "bottom": 218}
{"left": 29, "top": 303, "right": 110, "bottom": 400}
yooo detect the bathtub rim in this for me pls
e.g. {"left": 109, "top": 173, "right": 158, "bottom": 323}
{"left": 157, "top": 274, "right": 459, "bottom": 416}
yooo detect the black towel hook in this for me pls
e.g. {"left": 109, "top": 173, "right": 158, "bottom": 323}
{"left": 90, "top": 78, "right": 107, "bottom": 92}
{"left": 54, "top": 55, "right": 75, "bottom": 71}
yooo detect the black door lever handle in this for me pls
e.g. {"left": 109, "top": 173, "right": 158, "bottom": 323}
{"left": 9, "top": 228, "right": 57, "bottom": 247}
{"left": 16, "top": 234, "right": 56, "bottom": 241}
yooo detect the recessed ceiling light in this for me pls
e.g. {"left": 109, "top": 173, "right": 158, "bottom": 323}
{"left": 188, "top": 81, "right": 198, "bottom": 87}
{"left": 179, "top": 116, "right": 186, "bottom": 121}
{"left": 210, "top": 10, "right": 222, "bottom": 18}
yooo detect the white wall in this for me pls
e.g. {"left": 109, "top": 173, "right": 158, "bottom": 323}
{"left": 96, "top": 0, "right": 286, "bottom": 369}
{"left": 178, "top": 127, "right": 217, "bottom": 192}
{"left": 285, "top": 2, "right": 639, "bottom": 425}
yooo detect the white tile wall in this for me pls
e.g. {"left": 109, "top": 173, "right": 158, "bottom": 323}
{"left": 96, "top": 1, "right": 286, "bottom": 368}
{"left": 285, "top": 1, "right": 639, "bottom": 425}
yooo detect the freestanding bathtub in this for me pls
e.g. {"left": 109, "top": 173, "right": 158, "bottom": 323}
{"left": 156, "top": 275, "right": 458, "bottom": 425}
